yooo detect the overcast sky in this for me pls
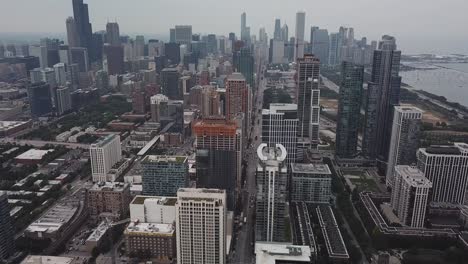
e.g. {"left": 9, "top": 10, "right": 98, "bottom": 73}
{"left": 1, "top": 0, "right": 467, "bottom": 54}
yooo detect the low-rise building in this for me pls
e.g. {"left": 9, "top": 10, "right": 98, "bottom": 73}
{"left": 87, "top": 182, "right": 131, "bottom": 223}
{"left": 85, "top": 220, "right": 112, "bottom": 252}
{"left": 25, "top": 203, "right": 79, "bottom": 240}
{"left": 254, "top": 242, "right": 312, "bottom": 264}
{"left": 15, "top": 149, "right": 54, "bottom": 165}
{"left": 0, "top": 120, "right": 32, "bottom": 137}
{"left": 125, "top": 222, "right": 176, "bottom": 261}
{"left": 21, "top": 255, "right": 85, "bottom": 264}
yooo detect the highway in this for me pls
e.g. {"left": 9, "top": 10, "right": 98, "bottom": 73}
{"left": 230, "top": 61, "right": 266, "bottom": 264}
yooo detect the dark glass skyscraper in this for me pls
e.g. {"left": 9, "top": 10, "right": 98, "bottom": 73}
{"left": 363, "top": 35, "right": 401, "bottom": 167}
{"left": 273, "top": 19, "right": 281, "bottom": 40}
{"left": 234, "top": 47, "right": 254, "bottom": 87}
{"left": 28, "top": 82, "right": 52, "bottom": 117}
{"left": 335, "top": 61, "right": 364, "bottom": 158}
{"left": 72, "top": 0, "right": 93, "bottom": 60}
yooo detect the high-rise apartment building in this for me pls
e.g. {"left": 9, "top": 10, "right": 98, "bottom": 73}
{"left": 103, "top": 44, "right": 124, "bottom": 75}
{"left": 390, "top": 166, "right": 431, "bottom": 228}
{"left": 310, "top": 27, "right": 329, "bottom": 65}
{"left": 386, "top": 106, "right": 423, "bottom": 188}
{"left": 363, "top": 35, "right": 402, "bottom": 166}
{"left": 55, "top": 86, "right": 72, "bottom": 116}
{"left": 269, "top": 39, "right": 285, "bottom": 64}
{"left": 193, "top": 118, "right": 241, "bottom": 210}
{"left": 53, "top": 63, "right": 67, "bottom": 86}
{"left": 335, "top": 61, "right": 364, "bottom": 158}
{"left": 290, "top": 163, "right": 332, "bottom": 203}
{"left": 129, "top": 196, "right": 176, "bottom": 224}
{"left": 161, "top": 67, "right": 181, "bottom": 100}
{"left": 233, "top": 48, "right": 254, "bottom": 87}
{"left": 134, "top": 35, "right": 145, "bottom": 57}
{"left": 87, "top": 182, "right": 131, "bottom": 223}
{"left": 141, "top": 155, "right": 188, "bottom": 197}
{"left": 328, "top": 33, "right": 340, "bottom": 66}
{"left": 176, "top": 188, "right": 226, "bottom": 264}
{"left": 255, "top": 143, "right": 288, "bottom": 242}
{"left": 417, "top": 143, "right": 468, "bottom": 204}
{"left": 226, "top": 73, "right": 249, "bottom": 120}
{"left": 296, "top": 54, "right": 320, "bottom": 148}
{"left": 28, "top": 82, "right": 52, "bottom": 118}
{"left": 261, "top": 103, "right": 298, "bottom": 165}
{"left": 89, "top": 134, "right": 122, "bottom": 182}
{"left": 295, "top": 11, "right": 306, "bottom": 60}
{"left": 174, "top": 25, "right": 192, "bottom": 46}
{"left": 66, "top": 17, "right": 80, "bottom": 48}
{"left": 0, "top": 192, "right": 14, "bottom": 260}
{"left": 150, "top": 94, "right": 169, "bottom": 122}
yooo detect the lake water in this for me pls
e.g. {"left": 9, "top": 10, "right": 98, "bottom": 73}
{"left": 400, "top": 62, "right": 468, "bottom": 107}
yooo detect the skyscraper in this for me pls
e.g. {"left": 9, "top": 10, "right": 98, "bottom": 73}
{"left": 310, "top": 27, "right": 329, "bottom": 65}
{"left": 269, "top": 39, "right": 285, "bottom": 64}
{"left": 234, "top": 47, "right": 254, "bottom": 87}
{"left": 240, "top": 12, "right": 247, "bottom": 42}
{"left": 106, "top": 22, "right": 121, "bottom": 46}
{"left": 134, "top": 35, "right": 145, "bottom": 57}
{"left": 141, "top": 155, "right": 188, "bottom": 197}
{"left": 363, "top": 35, "right": 402, "bottom": 167}
{"left": 386, "top": 106, "right": 423, "bottom": 188}
{"left": 66, "top": 17, "right": 80, "bottom": 47}
{"left": 294, "top": 11, "right": 306, "bottom": 60}
{"left": 328, "top": 33, "right": 340, "bottom": 66}
{"left": 28, "top": 82, "right": 52, "bottom": 118}
{"left": 175, "top": 25, "right": 192, "bottom": 46}
{"left": 55, "top": 86, "right": 72, "bottom": 116}
{"left": 161, "top": 67, "right": 181, "bottom": 100}
{"left": 103, "top": 44, "right": 124, "bottom": 75}
{"left": 89, "top": 134, "right": 122, "bottom": 182}
{"left": 296, "top": 54, "right": 320, "bottom": 148}
{"left": 281, "top": 24, "right": 289, "bottom": 42}
{"left": 72, "top": 0, "right": 93, "bottom": 60}
{"left": 416, "top": 143, "right": 468, "bottom": 204}
{"left": 274, "top": 19, "right": 281, "bottom": 40}
{"left": 290, "top": 163, "right": 332, "bottom": 203}
{"left": 335, "top": 61, "right": 364, "bottom": 158}
{"left": 255, "top": 143, "right": 288, "bottom": 242}
{"left": 0, "top": 192, "right": 14, "bottom": 260}
{"left": 53, "top": 63, "right": 67, "bottom": 86}
{"left": 261, "top": 103, "right": 298, "bottom": 165}
{"left": 176, "top": 188, "right": 226, "bottom": 264}
{"left": 226, "top": 73, "right": 249, "bottom": 120}
{"left": 193, "top": 118, "right": 241, "bottom": 210}
{"left": 390, "top": 166, "right": 431, "bottom": 228}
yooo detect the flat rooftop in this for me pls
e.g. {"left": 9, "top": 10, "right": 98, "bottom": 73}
{"left": 396, "top": 166, "right": 432, "bottom": 188}
{"left": 424, "top": 145, "right": 461, "bottom": 155}
{"left": 291, "top": 163, "right": 331, "bottom": 175}
{"left": 227, "top": 72, "right": 246, "bottom": 81}
{"left": 0, "top": 120, "right": 30, "bottom": 130}
{"left": 141, "top": 155, "right": 187, "bottom": 164}
{"left": 21, "top": 256, "right": 77, "bottom": 264}
{"left": 125, "top": 222, "right": 174, "bottom": 235}
{"left": 255, "top": 242, "right": 311, "bottom": 263}
{"left": 131, "top": 195, "right": 177, "bottom": 206}
{"left": 91, "top": 134, "right": 118, "bottom": 148}
{"left": 26, "top": 204, "right": 78, "bottom": 234}
{"left": 178, "top": 188, "right": 225, "bottom": 194}
{"left": 16, "top": 149, "right": 54, "bottom": 160}
{"left": 316, "top": 205, "right": 349, "bottom": 260}
{"left": 89, "top": 182, "right": 128, "bottom": 192}
{"left": 87, "top": 221, "right": 112, "bottom": 242}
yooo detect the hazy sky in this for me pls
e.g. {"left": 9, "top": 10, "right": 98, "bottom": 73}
{"left": 1, "top": 0, "right": 467, "bottom": 54}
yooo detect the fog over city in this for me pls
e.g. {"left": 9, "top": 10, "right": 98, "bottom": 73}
{"left": 1, "top": 0, "right": 467, "bottom": 54}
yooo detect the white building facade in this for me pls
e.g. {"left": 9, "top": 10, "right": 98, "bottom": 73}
{"left": 89, "top": 134, "right": 122, "bottom": 182}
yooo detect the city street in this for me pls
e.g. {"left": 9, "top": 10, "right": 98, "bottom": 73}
{"left": 230, "top": 62, "right": 266, "bottom": 264}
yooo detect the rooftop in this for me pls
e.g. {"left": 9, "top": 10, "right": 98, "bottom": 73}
{"left": 396, "top": 166, "right": 432, "bottom": 188}
{"left": 0, "top": 120, "right": 30, "bottom": 131}
{"left": 227, "top": 72, "right": 246, "bottom": 81}
{"left": 26, "top": 203, "right": 78, "bottom": 234}
{"left": 91, "top": 134, "right": 119, "bottom": 148}
{"left": 87, "top": 221, "right": 112, "bottom": 242}
{"left": 141, "top": 155, "right": 187, "bottom": 164}
{"left": 255, "top": 242, "right": 311, "bottom": 264}
{"left": 16, "top": 149, "right": 54, "bottom": 160}
{"left": 21, "top": 256, "right": 78, "bottom": 264}
{"left": 131, "top": 195, "right": 177, "bottom": 206}
{"left": 178, "top": 188, "right": 225, "bottom": 194}
{"left": 125, "top": 222, "right": 174, "bottom": 235}
{"left": 89, "top": 182, "right": 129, "bottom": 192}
{"left": 316, "top": 205, "right": 349, "bottom": 259}
{"left": 424, "top": 145, "right": 461, "bottom": 155}
{"left": 291, "top": 163, "right": 331, "bottom": 175}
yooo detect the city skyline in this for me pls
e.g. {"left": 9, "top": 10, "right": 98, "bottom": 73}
{"left": 1, "top": 0, "right": 468, "bottom": 54}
